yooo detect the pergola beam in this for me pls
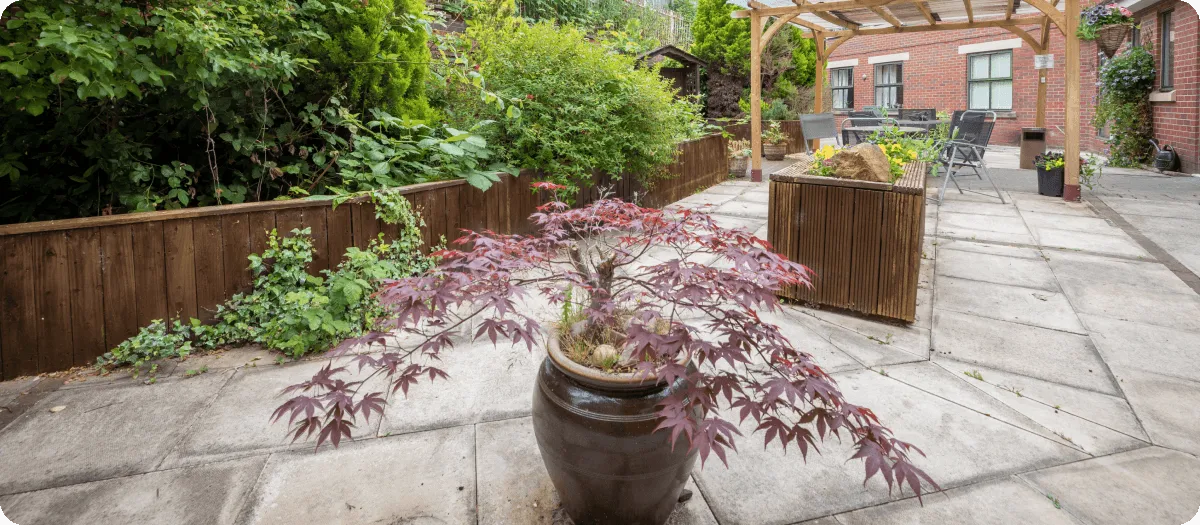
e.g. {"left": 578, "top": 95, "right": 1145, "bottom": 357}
{"left": 792, "top": 0, "right": 861, "bottom": 29}
{"left": 734, "top": 0, "right": 920, "bottom": 18}
{"left": 964, "top": 0, "right": 974, "bottom": 22}
{"left": 871, "top": 6, "right": 904, "bottom": 27}
{"left": 824, "top": 34, "right": 854, "bottom": 56}
{"left": 816, "top": 15, "right": 1049, "bottom": 37}
{"left": 1003, "top": 25, "right": 1043, "bottom": 51}
{"left": 915, "top": 2, "right": 938, "bottom": 25}
{"left": 1005, "top": 0, "right": 1015, "bottom": 20}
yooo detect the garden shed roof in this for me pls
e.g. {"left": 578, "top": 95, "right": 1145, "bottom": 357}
{"left": 637, "top": 45, "right": 709, "bottom": 67}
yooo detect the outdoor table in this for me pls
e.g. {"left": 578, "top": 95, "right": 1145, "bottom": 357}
{"left": 841, "top": 125, "right": 927, "bottom": 145}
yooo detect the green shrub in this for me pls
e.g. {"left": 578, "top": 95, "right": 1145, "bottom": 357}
{"left": 692, "top": 0, "right": 750, "bottom": 74}
{"left": 307, "top": 0, "right": 433, "bottom": 120}
{"left": 97, "top": 319, "right": 194, "bottom": 369}
{"left": 472, "top": 21, "right": 694, "bottom": 197}
{"left": 1094, "top": 47, "right": 1156, "bottom": 167}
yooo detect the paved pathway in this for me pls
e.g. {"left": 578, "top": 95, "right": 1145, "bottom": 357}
{"left": 1, "top": 169, "right": 1199, "bottom": 524}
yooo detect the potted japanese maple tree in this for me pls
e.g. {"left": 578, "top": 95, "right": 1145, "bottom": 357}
{"left": 272, "top": 183, "right": 936, "bottom": 524}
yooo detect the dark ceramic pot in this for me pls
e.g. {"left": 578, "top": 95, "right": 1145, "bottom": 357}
{"left": 531, "top": 337, "right": 701, "bottom": 525}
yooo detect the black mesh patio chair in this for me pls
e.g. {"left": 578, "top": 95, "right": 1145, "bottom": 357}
{"left": 900, "top": 108, "right": 936, "bottom": 122}
{"left": 798, "top": 113, "right": 840, "bottom": 153}
{"left": 938, "top": 110, "right": 1004, "bottom": 205}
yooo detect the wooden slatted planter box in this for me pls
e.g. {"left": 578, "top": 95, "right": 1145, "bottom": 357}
{"left": 767, "top": 159, "right": 927, "bottom": 323}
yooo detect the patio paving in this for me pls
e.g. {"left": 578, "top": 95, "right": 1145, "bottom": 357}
{"left": 2, "top": 160, "right": 1200, "bottom": 524}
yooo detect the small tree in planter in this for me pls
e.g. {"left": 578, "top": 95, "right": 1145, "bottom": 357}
{"left": 272, "top": 184, "right": 937, "bottom": 524}
{"left": 762, "top": 121, "right": 788, "bottom": 160}
{"left": 728, "top": 139, "right": 751, "bottom": 177}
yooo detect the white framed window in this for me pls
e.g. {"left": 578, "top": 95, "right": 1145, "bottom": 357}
{"left": 968, "top": 51, "right": 1013, "bottom": 111}
{"left": 831, "top": 67, "right": 854, "bottom": 109}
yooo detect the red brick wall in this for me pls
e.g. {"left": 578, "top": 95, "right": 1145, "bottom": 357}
{"left": 827, "top": 1, "right": 1199, "bottom": 172}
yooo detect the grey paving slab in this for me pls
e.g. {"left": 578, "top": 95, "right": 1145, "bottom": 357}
{"left": 933, "top": 359, "right": 1145, "bottom": 442}
{"left": 935, "top": 248, "right": 1059, "bottom": 291}
{"left": 0, "top": 372, "right": 231, "bottom": 495}
{"left": 475, "top": 416, "right": 718, "bottom": 525}
{"left": 1109, "top": 366, "right": 1200, "bottom": 456}
{"left": 161, "top": 360, "right": 384, "bottom": 468}
{"left": 881, "top": 363, "right": 1076, "bottom": 449}
{"left": 936, "top": 200, "right": 1022, "bottom": 217}
{"left": 0, "top": 377, "right": 41, "bottom": 410}
{"left": 930, "top": 361, "right": 1145, "bottom": 455}
{"left": 667, "top": 191, "right": 740, "bottom": 208}
{"left": 931, "top": 309, "right": 1116, "bottom": 394}
{"left": 713, "top": 198, "right": 769, "bottom": 219}
{"left": 1123, "top": 214, "right": 1200, "bottom": 275}
{"left": 1080, "top": 313, "right": 1200, "bottom": 382}
{"left": 790, "top": 313, "right": 927, "bottom": 368}
{"left": 1020, "top": 446, "right": 1200, "bottom": 525}
{"left": 696, "top": 183, "right": 749, "bottom": 196}
{"left": 933, "top": 238, "right": 1045, "bottom": 260}
{"left": 1045, "top": 250, "right": 1192, "bottom": 295}
{"left": 934, "top": 277, "right": 1086, "bottom": 334}
{"left": 760, "top": 310, "right": 863, "bottom": 373}
{"left": 834, "top": 477, "right": 1076, "bottom": 525}
{"left": 914, "top": 285, "right": 933, "bottom": 330}
{"left": 939, "top": 212, "right": 1033, "bottom": 237}
{"left": 1053, "top": 277, "right": 1200, "bottom": 334}
{"left": 1100, "top": 195, "right": 1200, "bottom": 220}
{"left": 238, "top": 425, "right": 476, "bottom": 524}
{"left": 1035, "top": 227, "right": 1151, "bottom": 259}
{"left": 936, "top": 224, "right": 1037, "bottom": 246}
{"left": 693, "top": 369, "right": 1085, "bottom": 525}
{"left": 708, "top": 214, "right": 766, "bottom": 233}
{"left": 1011, "top": 194, "right": 1097, "bottom": 217}
{"left": 798, "top": 307, "right": 931, "bottom": 359}
{"left": 1022, "top": 211, "right": 1122, "bottom": 236}
{"left": 379, "top": 340, "right": 542, "bottom": 436}
{"left": 0, "top": 456, "right": 266, "bottom": 525}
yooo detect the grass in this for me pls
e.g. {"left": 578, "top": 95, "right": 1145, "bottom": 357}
{"left": 963, "top": 370, "right": 984, "bottom": 381}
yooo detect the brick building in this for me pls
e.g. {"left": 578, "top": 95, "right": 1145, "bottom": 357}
{"left": 826, "top": 0, "right": 1198, "bottom": 173}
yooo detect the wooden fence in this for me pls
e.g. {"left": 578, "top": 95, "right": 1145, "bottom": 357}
{"left": 719, "top": 120, "right": 809, "bottom": 156}
{"left": 0, "top": 134, "right": 731, "bottom": 379}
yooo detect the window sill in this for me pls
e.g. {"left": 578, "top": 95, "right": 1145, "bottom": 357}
{"left": 993, "top": 111, "right": 1018, "bottom": 119}
{"left": 833, "top": 109, "right": 853, "bottom": 115}
{"left": 1150, "top": 90, "right": 1176, "bottom": 103}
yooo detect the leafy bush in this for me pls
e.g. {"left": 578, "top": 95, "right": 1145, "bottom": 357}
{"left": 1094, "top": 47, "right": 1156, "bottom": 166}
{"left": 692, "top": 0, "right": 750, "bottom": 74}
{"left": 0, "top": 0, "right": 508, "bottom": 223}
{"left": 97, "top": 319, "right": 194, "bottom": 369}
{"left": 100, "top": 191, "right": 436, "bottom": 369}
{"left": 306, "top": 0, "right": 433, "bottom": 120}
{"left": 471, "top": 21, "right": 695, "bottom": 197}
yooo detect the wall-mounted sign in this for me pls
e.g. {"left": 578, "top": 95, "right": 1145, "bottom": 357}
{"left": 1034, "top": 54, "right": 1055, "bottom": 69}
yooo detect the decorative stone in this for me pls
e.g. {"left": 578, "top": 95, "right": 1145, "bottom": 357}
{"left": 829, "top": 144, "right": 892, "bottom": 182}
{"left": 592, "top": 344, "right": 619, "bottom": 367}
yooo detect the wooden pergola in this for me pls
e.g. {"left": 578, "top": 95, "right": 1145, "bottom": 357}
{"left": 735, "top": 0, "right": 1085, "bottom": 201}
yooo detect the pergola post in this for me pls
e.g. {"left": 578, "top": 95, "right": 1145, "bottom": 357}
{"left": 812, "top": 35, "right": 826, "bottom": 151}
{"left": 1063, "top": 0, "right": 1081, "bottom": 201}
{"left": 750, "top": 12, "right": 764, "bottom": 182}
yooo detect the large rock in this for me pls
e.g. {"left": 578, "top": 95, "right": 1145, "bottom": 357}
{"left": 829, "top": 144, "right": 892, "bottom": 182}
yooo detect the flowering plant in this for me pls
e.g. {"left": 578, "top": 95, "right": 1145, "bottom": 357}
{"left": 271, "top": 182, "right": 938, "bottom": 499}
{"left": 878, "top": 142, "right": 918, "bottom": 181}
{"left": 1078, "top": 3, "right": 1135, "bottom": 40}
{"left": 809, "top": 144, "right": 839, "bottom": 177}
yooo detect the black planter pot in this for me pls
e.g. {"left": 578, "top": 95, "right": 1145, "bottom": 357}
{"left": 531, "top": 337, "right": 702, "bottom": 525}
{"left": 1037, "top": 167, "right": 1064, "bottom": 197}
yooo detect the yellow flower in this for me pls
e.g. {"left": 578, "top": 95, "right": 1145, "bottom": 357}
{"left": 909, "top": 151, "right": 918, "bottom": 160}
{"left": 820, "top": 145, "right": 835, "bottom": 158}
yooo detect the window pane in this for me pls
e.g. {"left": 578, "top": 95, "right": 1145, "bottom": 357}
{"left": 990, "top": 53, "right": 1011, "bottom": 78}
{"left": 991, "top": 81, "right": 1013, "bottom": 109}
{"left": 969, "top": 83, "right": 990, "bottom": 109}
{"left": 970, "top": 56, "right": 990, "bottom": 80}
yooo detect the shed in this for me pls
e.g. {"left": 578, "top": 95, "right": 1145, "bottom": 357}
{"left": 637, "top": 45, "right": 707, "bottom": 97}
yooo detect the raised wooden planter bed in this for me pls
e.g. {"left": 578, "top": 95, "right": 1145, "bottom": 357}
{"left": 767, "top": 158, "right": 927, "bottom": 322}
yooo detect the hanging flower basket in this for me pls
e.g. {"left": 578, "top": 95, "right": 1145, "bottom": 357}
{"left": 1097, "top": 23, "right": 1133, "bottom": 58}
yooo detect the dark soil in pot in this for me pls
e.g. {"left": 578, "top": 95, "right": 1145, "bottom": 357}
{"left": 531, "top": 336, "right": 702, "bottom": 525}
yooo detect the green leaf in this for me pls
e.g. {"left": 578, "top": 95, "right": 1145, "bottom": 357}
{"left": 438, "top": 143, "right": 465, "bottom": 156}
{"left": 0, "top": 62, "right": 29, "bottom": 78}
